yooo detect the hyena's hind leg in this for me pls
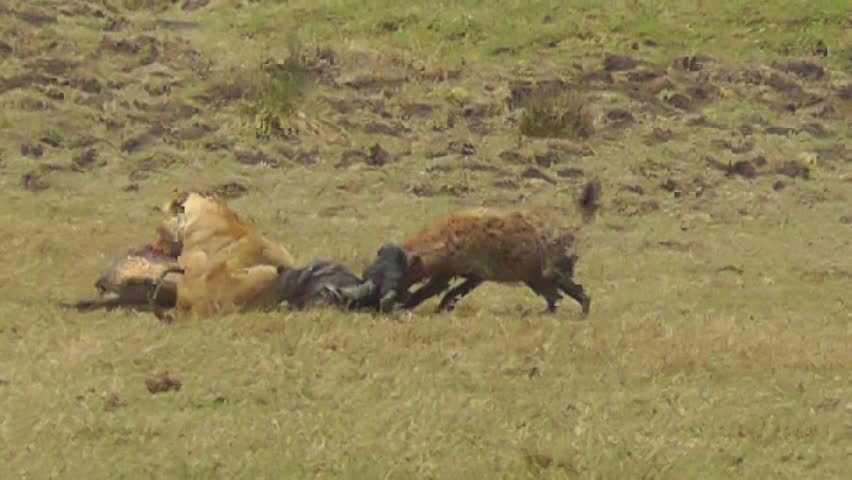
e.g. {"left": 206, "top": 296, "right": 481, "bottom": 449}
{"left": 436, "top": 276, "right": 483, "bottom": 312}
{"left": 403, "top": 276, "right": 453, "bottom": 311}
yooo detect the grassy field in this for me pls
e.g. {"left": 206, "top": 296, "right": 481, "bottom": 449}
{"left": 1, "top": 0, "right": 850, "bottom": 478}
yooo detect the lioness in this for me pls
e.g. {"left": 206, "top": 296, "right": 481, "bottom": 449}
{"left": 153, "top": 190, "right": 297, "bottom": 319}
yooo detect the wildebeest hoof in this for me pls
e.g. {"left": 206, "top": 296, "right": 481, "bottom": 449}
{"left": 581, "top": 296, "right": 591, "bottom": 316}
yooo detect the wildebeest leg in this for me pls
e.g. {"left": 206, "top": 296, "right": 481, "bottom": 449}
{"left": 556, "top": 277, "right": 590, "bottom": 315}
{"left": 525, "top": 280, "right": 563, "bottom": 314}
{"left": 436, "top": 276, "right": 483, "bottom": 312}
{"left": 60, "top": 292, "right": 124, "bottom": 312}
{"left": 403, "top": 276, "right": 452, "bottom": 310}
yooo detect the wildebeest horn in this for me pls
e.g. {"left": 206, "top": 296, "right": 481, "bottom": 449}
{"left": 337, "top": 279, "right": 377, "bottom": 302}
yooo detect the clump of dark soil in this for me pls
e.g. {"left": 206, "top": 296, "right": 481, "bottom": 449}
{"left": 499, "top": 150, "right": 527, "bottom": 164}
{"left": 776, "top": 161, "right": 810, "bottom": 179}
{"left": 145, "top": 371, "right": 182, "bottom": 394}
{"left": 728, "top": 160, "right": 757, "bottom": 179}
{"left": 521, "top": 167, "right": 556, "bottom": 184}
{"left": 603, "top": 53, "right": 640, "bottom": 71}
{"left": 213, "top": 181, "right": 249, "bottom": 199}
{"left": 772, "top": 60, "right": 825, "bottom": 80}
{"left": 71, "top": 148, "right": 100, "bottom": 171}
{"left": 21, "top": 171, "right": 50, "bottom": 192}
{"left": 103, "top": 392, "right": 125, "bottom": 411}
{"left": 448, "top": 140, "right": 476, "bottom": 156}
{"left": 234, "top": 148, "right": 277, "bottom": 167}
{"left": 367, "top": 143, "right": 392, "bottom": 166}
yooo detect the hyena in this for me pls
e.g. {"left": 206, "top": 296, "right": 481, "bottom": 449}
{"left": 336, "top": 181, "right": 602, "bottom": 315}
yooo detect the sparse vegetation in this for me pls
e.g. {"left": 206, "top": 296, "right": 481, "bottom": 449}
{"left": 0, "top": 0, "right": 850, "bottom": 478}
{"left": 519, "top": 92, "right": 593, "bottom": 139}
{"left": 240, "top": 36, "right": 318, "bottom": 139}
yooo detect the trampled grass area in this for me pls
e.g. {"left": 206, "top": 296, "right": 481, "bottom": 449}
{"left": 0, "top": 0, "right": 850, "bottom": 478}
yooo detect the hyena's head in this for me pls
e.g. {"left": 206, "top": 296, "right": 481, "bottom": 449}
{"left": 542, "top": 234, "right": 579, "bottom": 280}
{"left": 337, "top": 243, "right": 423, "bottom": 312}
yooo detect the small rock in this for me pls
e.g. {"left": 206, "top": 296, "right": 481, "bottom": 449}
{"left": 839, "top": 215, "right": 852, "bottom": 225}
{"left": 122, "top": 183, "right": 140, "bottom": 192}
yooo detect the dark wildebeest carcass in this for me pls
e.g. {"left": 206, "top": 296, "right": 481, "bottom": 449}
{"left": 275, "top": 260, "right": 378, "bottom": 311}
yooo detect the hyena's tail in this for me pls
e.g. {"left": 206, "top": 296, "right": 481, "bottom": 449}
{"left": 577, "top": 180, "right": 602, "bottom": 224}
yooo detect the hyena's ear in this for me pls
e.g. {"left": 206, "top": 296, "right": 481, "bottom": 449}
{"left": 376, "top": 243, "right": 397, "bottom": 257}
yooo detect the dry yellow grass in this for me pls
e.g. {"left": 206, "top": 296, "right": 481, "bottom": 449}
{"left": 0, "top": 0, "right": 850, "bottom": 478}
